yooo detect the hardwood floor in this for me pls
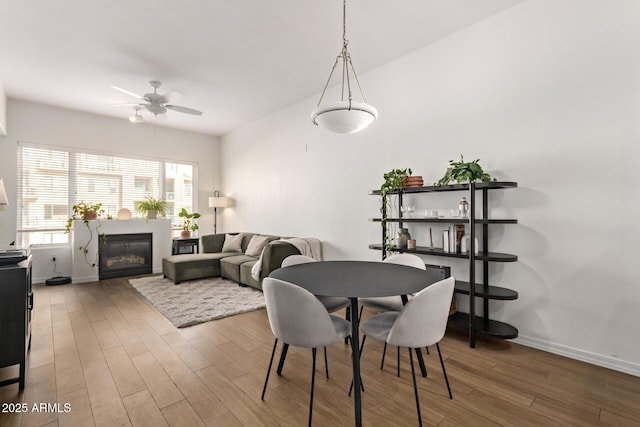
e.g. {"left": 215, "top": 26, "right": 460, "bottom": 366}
{"left": 1, "top": 277, "right": 639, "bottom": 426}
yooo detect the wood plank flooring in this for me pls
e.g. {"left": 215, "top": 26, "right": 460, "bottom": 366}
{"left": 1, "top": 277, "right": 639, "bottom": 426}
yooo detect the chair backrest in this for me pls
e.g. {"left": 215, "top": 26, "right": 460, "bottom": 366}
{"left": 262, "top": 278, "right": 339, "bottom": 348}
{"left": 281, "top": 254, "right": 316, "bottom": 267}
{"left": 386, "top": 277, "right": 455, "bottom": 348}
{"left": 384, "top": 253, "right": 426, "bottom": 270}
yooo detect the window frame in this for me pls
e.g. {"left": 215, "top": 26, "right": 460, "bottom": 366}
{"left": 16, "top": 141, "right": 199, "bottom": 247}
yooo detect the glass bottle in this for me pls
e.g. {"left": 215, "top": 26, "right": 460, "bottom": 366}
{"left": 459, "top": 197, "right": 469, "bottom": 219}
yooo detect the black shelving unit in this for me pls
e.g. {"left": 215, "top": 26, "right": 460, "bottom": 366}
{"left": 369, "top": 181, "right": 518, "bottom": 347}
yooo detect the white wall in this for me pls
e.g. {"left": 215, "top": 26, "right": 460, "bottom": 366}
{"left": 221, "top": 0, "right": 640, "bottom": 374}
{"left": 0, "top": 81, "right": 6, "bottom": 135}
{"left": 0, "top": 99, "right": 221, "bottom": 279}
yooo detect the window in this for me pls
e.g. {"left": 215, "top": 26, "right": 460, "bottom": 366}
{"left": 17, "top": 143, "right": 198, "bottom": 247}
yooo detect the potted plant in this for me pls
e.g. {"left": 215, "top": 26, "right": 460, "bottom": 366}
{"left": 65, "top": 201, "right": 105, "bottom": 232}
{"left": 178, "top": 208, "right": 201, "bottom": 238}
{"left": 379, "top": 168, "right": 412, "bottom": 254}
{"left": 134, "top": 196, "right": 170, "bottom": 219}
{"left": 434, "top": 155, "right": 495, "bottom": 186}
{"left": 64, "top": 201, "right": 111, "bottom": 269}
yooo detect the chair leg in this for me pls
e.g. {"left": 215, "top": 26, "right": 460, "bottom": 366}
{"left": 309, "top": 348, "right": 317, "bottom": 427}
{"left": 436, "top": 342, "right": 453, "bottom": 399}
{"left": 408, "top": 348, "right": 423, "bottom": 427}
{"left": 397, "top": 346, "right": 400, "bottom": 377}
{"left": 380, "top": 342, "right": 387, "bottom": 370}
{"left": 261, "top": 338, "right": 278, "bottom": 400}
{"left": 277, "top": 343, "right": 289, "bottom": 375}
{"left": 324, "top": 347, "right": 329, "bottom": 378}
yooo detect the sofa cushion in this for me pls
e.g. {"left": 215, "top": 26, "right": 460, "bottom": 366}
{"left": 240, "top": 260, "right": 261, "bottom": 290}
{"left": 240, "top": 233, "right": 280, "bottom": 253}
{"left": 245, "top": 235, "right": 270, "bottom": 257}
{"left": 222, "top": 233, "right": 244, "bottom": 252}
{"left": 162, "top": 253, "right": 235, "bottom": 284}
{"left": 220, "top": 255, "right": 257, "bottom": 283}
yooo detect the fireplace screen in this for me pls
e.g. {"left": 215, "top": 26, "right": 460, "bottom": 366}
{"left": 99, "top": 233, "right": 152, "bottom": 279}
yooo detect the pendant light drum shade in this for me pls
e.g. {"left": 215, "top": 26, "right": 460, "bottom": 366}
{"left": 311, "top": 101, "right": 378, "bottom": 134}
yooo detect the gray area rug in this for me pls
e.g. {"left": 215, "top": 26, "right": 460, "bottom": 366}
{"left": 128, "top": 275, "right": 266, "bottom": 328}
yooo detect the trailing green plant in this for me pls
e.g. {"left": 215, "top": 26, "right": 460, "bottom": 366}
{"left": 64, "top": 201, "right": 112, "bottom": 269}
{"left": 134, "top": 196, "right": 170, "bottom": 218}
{"left": 434, "top": 155, "right": 496, "bottom": 186}
{"left": 178, "top": 208, "right": 201, "bottom": 233}
{"left": 379, "top": 168, "right": 412, "bottom": 254}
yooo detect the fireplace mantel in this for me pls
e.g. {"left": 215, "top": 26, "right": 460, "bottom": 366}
{"left": 71, "top": 219, "right": 171, "bottom": 283}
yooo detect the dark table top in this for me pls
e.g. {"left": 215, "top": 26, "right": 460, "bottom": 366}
{"left": 269, "top": 260, "right": 442, "bottom": 298}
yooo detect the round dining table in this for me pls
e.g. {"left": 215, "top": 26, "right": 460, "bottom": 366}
{"left": 269, "top": 260, "right": 444, "bottom": 427}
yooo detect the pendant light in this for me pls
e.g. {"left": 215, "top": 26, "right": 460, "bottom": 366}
{"left": 311, "top": 0, "right": 377, "bottom": 134}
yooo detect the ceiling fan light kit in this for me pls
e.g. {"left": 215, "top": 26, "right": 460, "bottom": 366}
{"left": 311, "top": 0, "right": 377, "bottom": 134}
{"left": 112, "top": 80, "right": 203, "bottom": 122}
{"left": 129, "top": 107, "right": 143, "bottom": 123}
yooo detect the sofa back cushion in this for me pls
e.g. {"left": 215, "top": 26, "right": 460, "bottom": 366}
{"left": 241, "top": 233, "right": 280, "bottom": 253}
{"left": 222, "top": 233, "right": 244, "bottom": 252}
{"left": 201, "top": 232, "right": 283, "bottom": 254}
{"left": 245, "top": 235, "right": 271, "bottom": 257}
{"left": 202, "top": 233, "right": 226, "bottom": 253}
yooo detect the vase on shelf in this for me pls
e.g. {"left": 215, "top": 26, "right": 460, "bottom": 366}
{"left": 397, "top": 228, "right": 411, "bottom": 250}
{"left": 180, "top": 230, "right": 191, "bottom": 238}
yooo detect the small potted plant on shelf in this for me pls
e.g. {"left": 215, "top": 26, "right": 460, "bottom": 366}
{"left": 65, "top": 201, "right": 105, "bottom": 232}
{"left": 434, "top": 155, "right": 495, "bottom": 186}
{"left": 134, "top": 196, "right": 170, "bottom": 219}
{"left": 64, "top": 201, "right": 111, "bottom": 269}
{"left": 178, "top": 208, "right": 200, "bottom": 238}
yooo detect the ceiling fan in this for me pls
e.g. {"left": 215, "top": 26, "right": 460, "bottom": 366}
{"left": 111, "top": 80, "right": 203, "bottom": 116}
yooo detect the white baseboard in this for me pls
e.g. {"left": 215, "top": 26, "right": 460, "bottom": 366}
{"left": 514, "top": 335, "right": 640, "bottom": 377}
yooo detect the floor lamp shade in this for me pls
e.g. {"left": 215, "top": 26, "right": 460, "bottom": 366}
{"left": 209, "top": 196, "right": 231, "bottom": 208}
{"left": 0, "top": 178, "right": 8, "bottom": 205}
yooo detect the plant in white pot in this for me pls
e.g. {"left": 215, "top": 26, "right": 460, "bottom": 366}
{"left": 178, "top": 208, "right": 200, "bottom": 238}
{"left": 134, "top": 196, "right": 169, "bottom": 219}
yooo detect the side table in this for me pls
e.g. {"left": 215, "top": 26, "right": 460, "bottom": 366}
{"left": 172, "top": 237, "right": 199, "bottom": 255}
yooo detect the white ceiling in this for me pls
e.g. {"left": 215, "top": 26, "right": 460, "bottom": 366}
{"left": 0, "top": 0, "right": 524, "bottom": 136}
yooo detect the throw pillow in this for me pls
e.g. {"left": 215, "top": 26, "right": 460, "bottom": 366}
{"left": 245, "top": 235, "right": 270, "bottom": 257}
{"left": 222, "top": 233, "right": 243, "bottom": 252}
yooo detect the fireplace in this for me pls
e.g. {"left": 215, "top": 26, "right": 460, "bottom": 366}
{"left": 99, "top": 233, "right": 152, "bottom": 279}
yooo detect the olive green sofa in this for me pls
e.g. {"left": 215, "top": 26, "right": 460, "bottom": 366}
{"left": 162, "top": 232, "right": 301, "bottom": 290}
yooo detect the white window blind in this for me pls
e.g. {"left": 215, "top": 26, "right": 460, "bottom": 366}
{"left": 17, "top": 142, "right": 197, "bottom": 247}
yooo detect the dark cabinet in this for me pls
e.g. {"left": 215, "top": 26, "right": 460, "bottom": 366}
{"left": 369, "top": 182, "right": 518, "bottom": 347}
{"left": 0, "top": 256, "right": 32, "bottom": 390}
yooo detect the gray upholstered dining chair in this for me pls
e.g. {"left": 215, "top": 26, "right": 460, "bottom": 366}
{"left": 359, "top": 253, "right": 426, "bottom": 313}
{"left": 281, "top": 254, "right": 351, "bottom": 375}
{"left": 359, "top": 276, "right": 455, "bottom": 426}
{"left": 359, "top": 253, "right": 427, "bottom": 375}
{"left": 261, "top": 278, "right": 351, "bottom": 427}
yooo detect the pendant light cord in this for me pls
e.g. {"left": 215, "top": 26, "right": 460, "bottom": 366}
{"left": 316, "top": 0, "right": 367, "bottom": 108}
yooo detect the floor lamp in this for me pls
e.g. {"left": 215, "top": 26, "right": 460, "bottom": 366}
{"left": 209, "top": 191, "right": 231, "bottom": 234}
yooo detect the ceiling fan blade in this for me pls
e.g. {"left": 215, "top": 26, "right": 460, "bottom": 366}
{"left": 165, "top": 105, "right": 203, "bottom": 115}
{"left": 110, "top": 85, "right": 146, "bottom": 101}
{"left": 111, "top": 103, "right": 145, "bottom": 107}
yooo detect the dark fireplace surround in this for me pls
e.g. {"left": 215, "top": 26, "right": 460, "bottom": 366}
{"left": 99, "top": 233, "right": 152, "bottom": 280}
